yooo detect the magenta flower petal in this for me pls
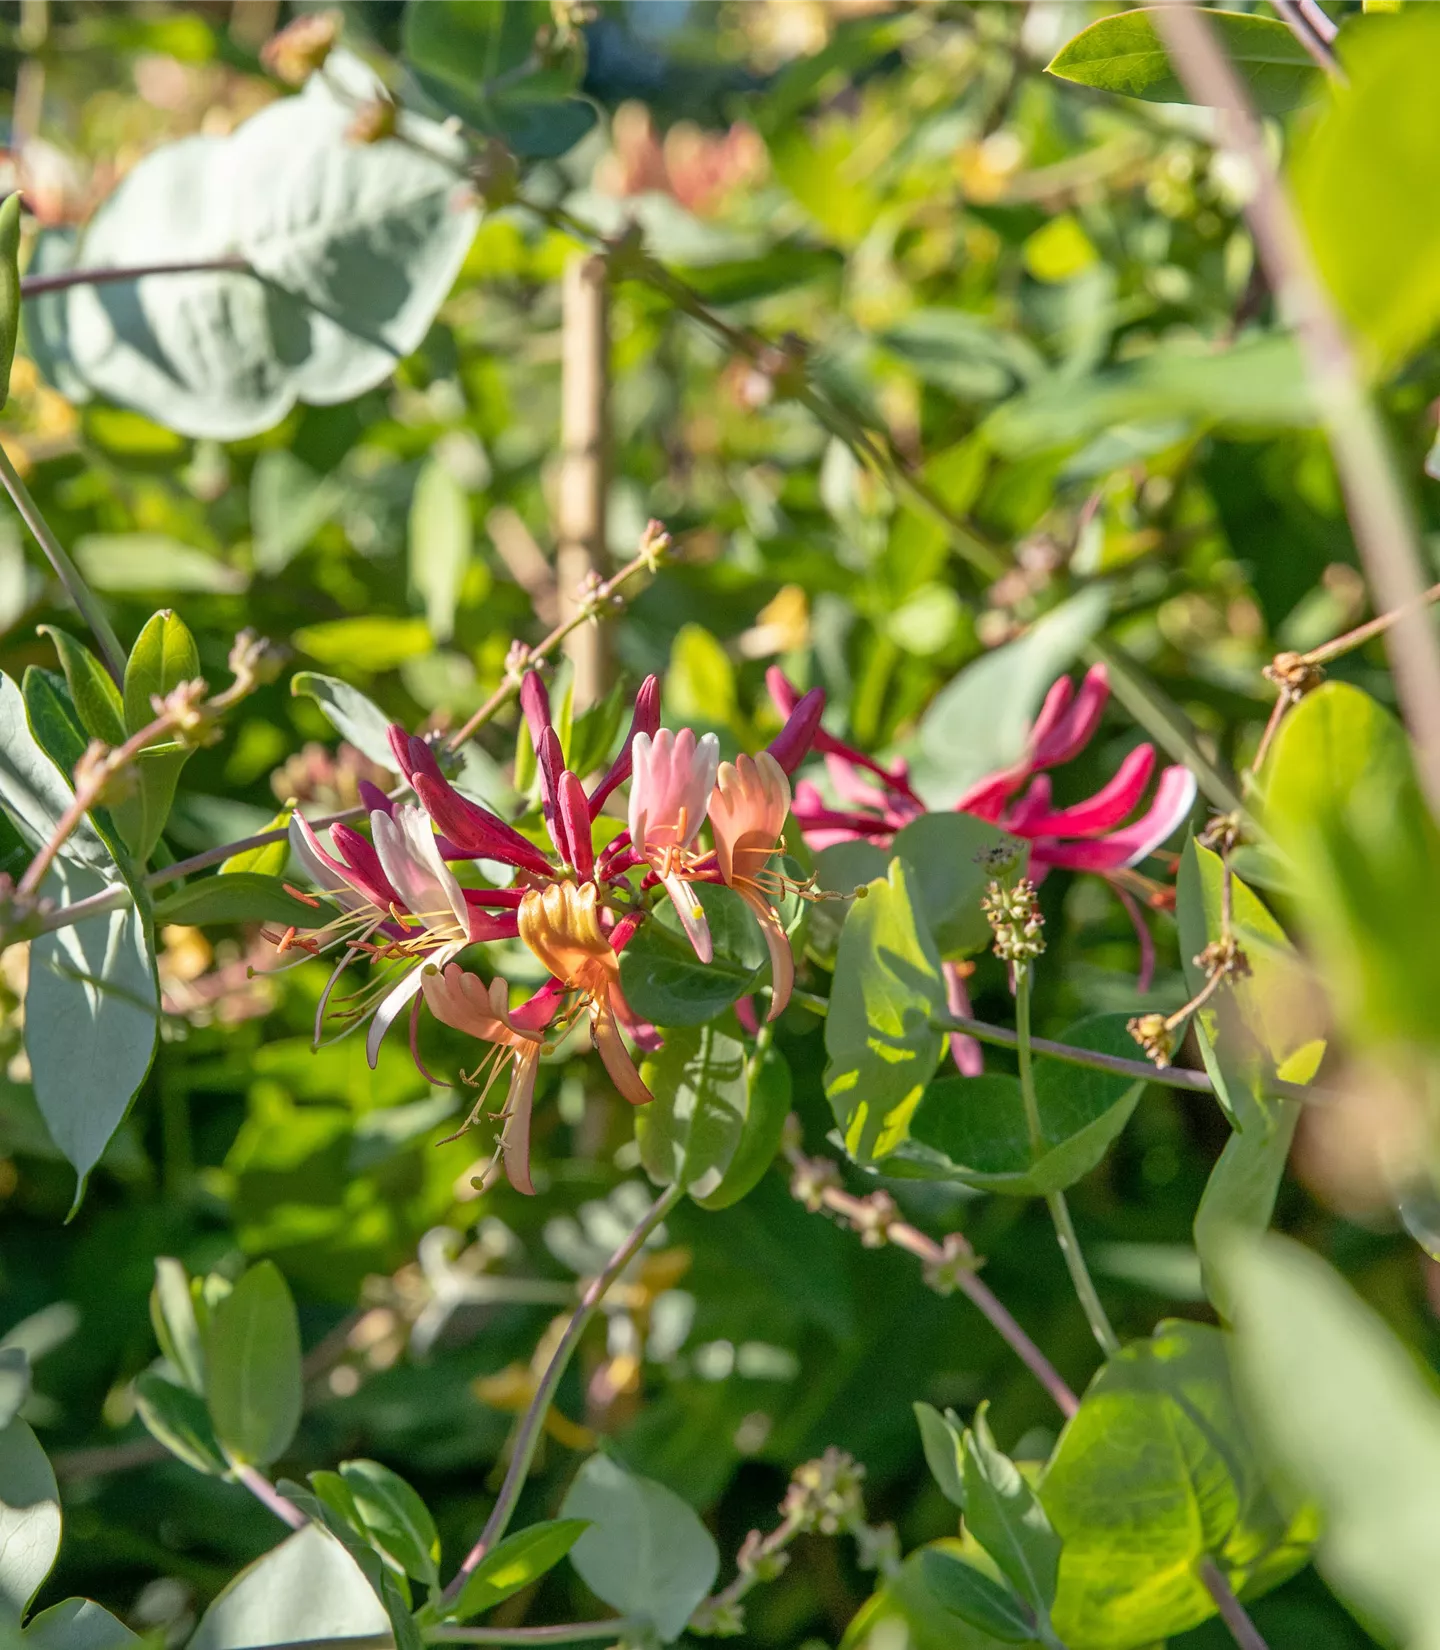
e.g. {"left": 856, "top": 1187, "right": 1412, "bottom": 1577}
{"left": 357, "top": 779, "right": 394, "bottom": 817}
{"left": 588, "top": 674, "right": 662, "bottom": 818}
{"left": 1034, "top": 764, "right": 1196, "bottom": 872}
{"left": 1030, "top": 663, "right": 1109, "bottom": 769}
{"left": 520, "top": 670, "right": 553, "bottom": 748}
{"left": 765, "top": 666, "right": 919, "bottom": 800}
{"left": 1012, "top": 745, "right": 1158, "bottom": 840}
{"left": 536, "top": 726, "right": 570, "bottom": 864}
{"left": 767, "top": 685, "right": 825, "bottom": 775}
{"left": 412, "top": 773, "right": 554, "bottom": 877}
{"left": 331, "top": 819, "right": 403, "bottom": 910}
{"left": 558, "top": 770, "right": 595, "bottom": 878}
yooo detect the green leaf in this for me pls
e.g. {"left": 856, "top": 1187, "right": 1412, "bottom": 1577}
{"left": 1047, "top": 8, "right": 1319, "bottom": 114}
{"left": 293, "top": 617, "right": 434, "bottom": 677}
{"left": 1224, "top": 1234, "right": 1440, "bottom": 1649}
{"left": 902, "top": 1016, "right": 1146, "bottom": 1194}
{"left": 37, "top": 628, "right": 123, "bottom": 745}
{"left": 637, "top": 1019, "right": 792, "bottom": 1209}
{"left": 620, "top": 884, "right": 767, "bottom": 1028}
{"left": 437, "top": 1519, "right": 591, "bottom": 1625}
{"left": 251, "top": 451, "right": 345, "bottom": 576}
{"left": 1292, "top": 7, "right": 1440, "bottom": 370}
{"left": 911, "top": 587, "right": 1110, "bottom": 807}
{"left": 0, "top": 1419, "right": 60, "bottom": 1615}
{"left": 59, "top": 54, "right": 480, "bottom": 440}
{"left": 963, "top": 1404, "right": 1060, "bottom": 1619}
{"left": 402, "top": 1, "right": 596, "bottom": 160}
{"left": 221, "top": 807, "right": 291, "bottom": 877}
{"left": 122, "top": 609, "right": 200, "bottom": 861}
{"left": 188, "top": 1525, "right": 392, "bottom": 1650}
{"left": 824, "top": 858, "right": 947, "bottom": 1164}
{"left": 843, "top": 1540, "right": 1029, "bottom": 1650}
{"left": 74, "top": 535, "right": 245, "bottom": 595}
{"left": 25, "top": 856, "right": 158, "bottom": 1206}
{"left": 0, "top": 1350, "right": 29, "bottom": 1432}
{"left": 1041, "top": 1319, "right": 1314, "bottom": 1647}
{"left": 919, "top": 1552, "right": 1037, "bottom": 1644}
{"left": 1263, "top": 681, "right": 1440, "bottom": 1053}
{"left": 204, "top": 1260, "right": 302, "bottom": 1466}
{"left": 914, "top": 1403, "right": 966, "bottom": 1511}
{"left": 290, "top": 672, "right": 399, "bottom": 772}
{"left": 337, "top": 1459, "right": 441, "bottom": 1589}
{"left": 561, "top": 1455, "right": 720, "bottom": 1642}
{"left": 409, "top": 456, "right": 472, "bottom": 646}
{"left": 19, "top": 668, "right": 130, "bottom": 866}
{"left": 149, "top": 1257, "right": 205, "bottom": 1393}
{"left": 133, "top": 1372, "right": 228, "bottom": 1477}
{"left": 889, "top": 815, "right": 1019, "bottom": 958}
{"left": 22, "top": 1598, "right": 140, "bottom": 1650}
{"left": 153, "top": 872, "right": 331, "bottom": 930}
{"left": 879, "top": 310, "right": 1044, "bottom": 403}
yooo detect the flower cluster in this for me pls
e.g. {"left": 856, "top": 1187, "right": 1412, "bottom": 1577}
{"left": 281, "top": 670, "right": 823, "bottom": 1195}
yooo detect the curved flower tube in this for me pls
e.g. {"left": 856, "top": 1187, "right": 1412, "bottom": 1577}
{"left": 708, "top": 751, "right": 795, "bottom": 1021}
{"left": 422, "top": 964, "right": 551, "bottom": 1195}
{"left": 518, "top": 880, "right": 652, "bottom": 1106}
{"left": 629, "top": 727, "right": 721, "bottom": 962}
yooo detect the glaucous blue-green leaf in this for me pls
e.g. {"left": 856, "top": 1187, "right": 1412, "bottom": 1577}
{"left": 1041, "top": 1319, "right": 1314, "bottom": 1648}
{"left": 901, "top": 1016, "right": 1145, "bottom": 1193}
{"left": 0, "top": 1349, "right": 29, "bottom": 1431}
{"left": 963, "top": 1403, "right": 1060, "bottom": 1621}
{"left": 1047, "top": 9, "right": 1319, "bottom": 113}
{"left": 1224, "top": 1234, "right": 1440, "bottom": 1650}
{"left": 1292, "top": 6, "right": 1440, "bottom": 371}
{"left": 188, "top": 1525, "right": 391, "bottom": 1650}
{"left": 620, "top": 883, "right": 766, "bottom": 1028}
{"left": 809, "top": 839, "right": 887, "bottom": 966}
{"left": 1264, "top": 681, "right": 1440, "bottom": 1054}
{"left": 914, "top": 1402, "right": 966, "bottom": 1510}
{"left": 409, "top": 454, "right": 472, "bottom": 645}
{"left": 288, "top": 1474, "right": 421, "bottom": 1650}
{"left": 637, "top": 1018, "right": 791, "bottom": 1208}
{"left": 57, "top": 54, "right": 478, "bottom": 439}
{"left": 912, "top": 586, "right": 1110, "bottom": 806}
{"left": 432, "top": 1519, "right": 591, "bottom": 1626}
{"left": 290, "top": 672, "right": 399, "bottom": 774}
{"left": 152, "top": 872, "right": 331, "bottom": 930}
{"left": 919, "top": 1552, "right": 1036, "bottom": 1644}
{"left": 337, "top": 1459, "right": 441, "bottom": 1589}
{"left": 26, "top": 856, "right": 157, "bottom": 1204}
{"left": 23, "top": 1597, "right": 140, "bottom": 1650}
{"left": 824, "top": 858, "right": 947, "bottom": 1164}
{"left": 0, "top": 1418, "right": 60, "bottom": 1615}
{"left": 203, "top": 1260, "right": 302, "bottom": 1466}
{"left": 561, "top": 1454, "right": 719, "bottom": 1642}
{"left": 133, "top": 1372, "right": 228, "bottom": 1477}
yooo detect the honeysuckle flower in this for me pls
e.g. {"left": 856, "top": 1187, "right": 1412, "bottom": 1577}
{"left": 422, "top": 963, "right": 556, "bottom": 1195}
{"left": 708, "top": 751, "right": 795, "bottom": 1021}
{"left": 518, "top": 879, "right": 653, "bottom": 1107}
{"left": 286, "top": 803, "right": 520, "bottom": 1067}
{"left": 628, "top": 727, "right": 721, "bottom": 962}
{"left": 387, "top": 727, "right": 555, "bottom": 876}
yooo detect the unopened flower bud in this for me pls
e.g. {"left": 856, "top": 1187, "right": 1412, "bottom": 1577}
{"left": 347, "top": 95, "right": 398, "bottom": 146}
{"left": 1127, "top": 1012, "right": 1174, "bottom": 1068}
{"left": 789, "top": 1155, "right": 839, "bottom": 1214}
{"left": 922, "top": 1232, "right": 976, "bottom": 1296}
{"left": 782, "top": 1447, "right": 866, "bottom": 1535}
{"left": 228, "top": 628, "right": 281, "bottom": 689}
{"left": 154, "top": 679, "right": 209, "bottom": 738}
{"left": 1263, "top": 650, "right": 1324, "bottom": 701}
{"left": 260, "top": 10, "right": 340, "bottom": 85}
{"left": 638, "top": 518, "right": 672, "bottom": 569}
{"left": 852, "top": 1191, "right": 896, "bottom": 1249}
{"left": 981, "top": 877, "right": 1045, "bottom": 963}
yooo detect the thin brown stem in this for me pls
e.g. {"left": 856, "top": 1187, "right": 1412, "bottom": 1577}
{"left": 19, "top": 255, "right": 250, "bottom": 298}
{"left": 444, "top": 537, "right": 664, "bottom": 753}
{"left": 0, "top": 442, "right": 125, "bottom": 678}
{"left": 1156, "top": 0, "right": 1440, "bottom": 820}
{"left": 428, "top": 1626, "right": 637, "bottom": 1646}
{"left": 1199, "top": 1558, "right": 1272, "bottom": 1650}
{"left": 1303, "top": 579, "right": 1440, "bottom": 668}
{"left": 438, "top": 1181, "right": 684, "bottom": 1607}
{"left": 1268, "top": 0, "right": 1342, "bottom": 78}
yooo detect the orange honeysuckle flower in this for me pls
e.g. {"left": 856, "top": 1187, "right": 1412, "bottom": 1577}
{"left": 708, "top": 750, "right": 794, "bottom": 1021}
{"left": 422, "top": 964, "right": 547, "bottom": 1195}
{"left": 518, "top": 880, "right": 653, "bottom": 1107}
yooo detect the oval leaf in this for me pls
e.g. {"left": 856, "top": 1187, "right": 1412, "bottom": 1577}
{"left": 153, "top": 872, "right": 332, "bottom": 930}
{"left": 204, "top": 1260, "right": 302, "bottom": 1466}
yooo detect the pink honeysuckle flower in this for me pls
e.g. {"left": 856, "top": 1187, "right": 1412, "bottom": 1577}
{"left": 286, "top": 802, "right": 519, "bottom": 1068}
{"left": 776, "top": 662, "right": 1195, "bottom": 882}
{"left": 588, "top": 674, "right": 662, "bottom": 817}
{"left": 422, "top": 964, "right": 558, "bottom": 1195}
{"left": 628, "top": 727, "right": 721, "bottom": 962}
{"left": 708, "top": 750, "right": 795, "bottom": 1022}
